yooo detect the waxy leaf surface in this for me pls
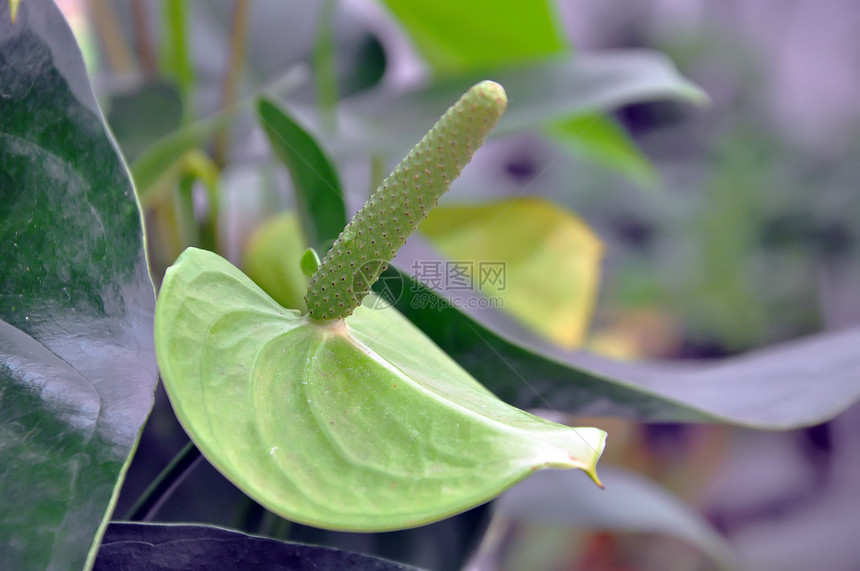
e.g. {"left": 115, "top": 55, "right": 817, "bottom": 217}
{"left": 0, "top": 1, "right": 157, "bottom": 568}
{"left": 154, "top": 248, "right": 605, "bottom": 531}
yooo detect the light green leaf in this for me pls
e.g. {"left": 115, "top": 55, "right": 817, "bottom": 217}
{"left": 380, "top": 0, "right": 566, "bottom": 74}
{"left": 154, "top": 248, "right": 606, "bottom": 531}
{"left": 420, "top": 198, "right": 603, "bottom": 348}
{"left": 546, "top": 113, "right": 659, "bottom": 187}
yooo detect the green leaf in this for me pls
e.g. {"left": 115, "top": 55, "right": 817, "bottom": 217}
{"left": 257, "top": 97, "right": 347, "bottom": 253}
{"left": 154, "top": 248, "right": 605, "bottom": 531}
{"left": 300, "top": 247, "right": 321, "bottom": 277}
{"left": 381, "top": 267, "right": 860, "bottom": 429}
{"left": 344, "top": 51, "right": 707, "bottom": 156}
{"left": 419, "top": 198, "right": 603, "bottom": 348}
{"left": 380, "top": 0, "right": 567, "bottom": 74}
{"left": 546, "top": 113, "right": 659, "bottom": 187}
{"left": 98, "top": 522, "right": 420, "bottom": 570}
{"left": 476, "top": 467, "right": 734, "bottom": 569}
{"left": 0, "top": 1, "right": 158, "bottom": 568}
{"left": 243, "top": 212, "right": 309, "bottom": 313}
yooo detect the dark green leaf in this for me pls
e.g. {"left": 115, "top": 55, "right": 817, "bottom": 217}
{"left": 257, "top": 97, "right": 347, "bottom": 252}
{"left": 96, "top": 523, "right": 421, "bottom": 570}
{"left": 381, "top": 266, "right": 860, "bottom": 429}
{"left": 0, "top": 1, "right": 157, "bottom": 568}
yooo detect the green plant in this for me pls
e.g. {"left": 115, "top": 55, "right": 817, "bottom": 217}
{"left": 154, "top": 80, "right": 606, "bottom": 531}
{"left": 3, "top": 1, "right": 860, "bottom": 569}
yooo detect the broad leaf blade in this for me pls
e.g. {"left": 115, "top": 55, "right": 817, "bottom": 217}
{"left": 475, "top": 467, "right": 734, "bottom": 569}
{"left": 96, "top": 522, "right": 421, "bottom": 570}
{"left": 257, "top": 97, "right": 347, "bottom": 253}
{"left": 154, "top": 248, "right": 605, "bottom": 531}
{"left": 380, "top": 0, "right": 566, "bottom": 74}
{"left": 344, "top": 51, "right": 707, "bottom": 156}
{"left": 0, "top": 1, "right": 158, "bottom": 569}
{"left": 419, "top": 198, "right": 603, "bottom": 348}
{"left": 383, "top": 267, "right": 860, "bottom": 429}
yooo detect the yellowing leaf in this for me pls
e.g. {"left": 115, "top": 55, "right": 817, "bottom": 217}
{"left": 420, "top": 198, "right": 603, "bottom": 348}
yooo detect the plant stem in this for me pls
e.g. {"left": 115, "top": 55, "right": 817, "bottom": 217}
{"left": 161, "top": 0, "right": 195, "bottom": 121}
{"left": 87, "top": 0, "right": 136, "bottom": 75}
{"left": 313, "top": 0, "right": 339, "bottom": 134}
{"left": 214, "top": 0, "right": 251, "bottom": 166}
{"left": 130, "top": 0, "right": 157, "bottom": 75}
{"left": 124, "top": 441, "right": 202, "bottom": 521}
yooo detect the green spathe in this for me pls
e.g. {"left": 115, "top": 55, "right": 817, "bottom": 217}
{"left": 155, "top": 248, "right": 605, "bottom": 531}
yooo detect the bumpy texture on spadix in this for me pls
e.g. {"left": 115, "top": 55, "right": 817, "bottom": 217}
{"left": 306, "top": 80, "right": 507, "bottom": 319}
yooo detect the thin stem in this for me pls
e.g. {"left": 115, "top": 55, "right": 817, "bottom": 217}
{"left": 313, "top": 0, "right": 339, "bottom": 134}
{"left": 214, "top": 0, "right": 251, "bottom": 166}
{"left": 130, "top": 0, "right": 157, "bottom": 75}
{"left": 174, "top": 171, "right": 201, "bottom": 249}
{"left": 161, "top": 0, "right": 195, "bottom": 121}
{"left": 124, "top": 441, "right": 202, "bottom": 521}
{"left": 87, "top": 0, "right": 136, "bottom": 75}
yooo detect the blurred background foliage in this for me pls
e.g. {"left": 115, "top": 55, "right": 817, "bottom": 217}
{"left": 55, "top": 0, "right": 860, "bottom": 568}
